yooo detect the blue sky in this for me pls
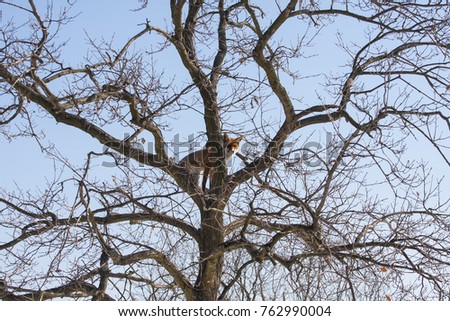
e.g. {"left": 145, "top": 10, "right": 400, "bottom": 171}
{"left": 0, "top": 0, "right": 448, "bottom": 200}
{"left": 0, "top": 1, "right": 449, "bottom": 302}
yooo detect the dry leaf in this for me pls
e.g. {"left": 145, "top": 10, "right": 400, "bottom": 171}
{"left": 380, "top": 267, "right": 388, "bottom": 272}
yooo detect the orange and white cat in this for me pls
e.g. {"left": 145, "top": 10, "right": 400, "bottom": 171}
{"left": 179, "top": 133, "right": 244, "bottom": 192}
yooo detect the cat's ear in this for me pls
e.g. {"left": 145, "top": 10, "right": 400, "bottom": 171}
{"left": 235, "top": 135, "right": 244, "bottom": 143}
{"left": 223, "top": 132, "right": 229, "bottom": 141}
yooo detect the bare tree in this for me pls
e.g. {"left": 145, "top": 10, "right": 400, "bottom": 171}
{"left": 0, "top": 0, "right": 449, "bottom": 301}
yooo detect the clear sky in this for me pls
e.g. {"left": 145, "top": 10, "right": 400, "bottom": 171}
{"left": 0, "top": 1, "right": 449, "bottom": 303}
{"left": 0, "top": 0, "right": 448, "bottom": 200}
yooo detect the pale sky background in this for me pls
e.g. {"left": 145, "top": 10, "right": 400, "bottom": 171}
{"left": 0, "top": 0, "right": 448, "bottom": 203}
{"left": 0, "top": 1, "right": 449, "bottom": 304}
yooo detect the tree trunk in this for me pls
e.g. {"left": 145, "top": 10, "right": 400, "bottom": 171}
{"left": 194, "top": 208, "right": 224, "bottom": 300}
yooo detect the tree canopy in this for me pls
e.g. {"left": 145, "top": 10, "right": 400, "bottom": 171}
{"left": 0, "top": 0, "right": 449, "bottom": 301}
